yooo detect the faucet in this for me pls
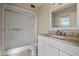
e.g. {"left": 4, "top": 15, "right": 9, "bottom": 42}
{"left": 56, "top": 30, "right": 61, "bottom": 35}
{"left": 56, "top": 30, "right": 66, "bottom": 36}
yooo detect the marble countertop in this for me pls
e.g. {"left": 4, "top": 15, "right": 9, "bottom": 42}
{"left": 40, "top": 33, "right": 79, "bottom": 47}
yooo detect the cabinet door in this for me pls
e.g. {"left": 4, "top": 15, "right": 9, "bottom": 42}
{"left": 44, "top": 43, "right": 59, "bottom": 56}
{"left": 60, "top": 51, "right": 71, "bottom": 56}
{"left": 38, "top": 40, "right": 44, "bottom": 56}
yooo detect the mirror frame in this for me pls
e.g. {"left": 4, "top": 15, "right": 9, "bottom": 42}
{"left": 49, "top": 3, "right": 79, "bottom": 30}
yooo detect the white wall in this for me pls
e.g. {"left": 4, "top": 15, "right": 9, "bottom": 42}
{"left": 0, "top": 4, "right": 4, "bottom": 55}
{"left": 38, "top": 4, "right": 52, "bottom": 34}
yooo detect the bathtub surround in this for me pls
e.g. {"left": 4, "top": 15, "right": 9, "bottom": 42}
{"left": 0, "top": 4, "right": 38, "bottom": 56}
{"left": 4, "top": 4, "right": 37, "bottom": 55}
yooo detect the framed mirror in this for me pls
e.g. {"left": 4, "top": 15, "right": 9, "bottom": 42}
{"left": 50, "top": 3, "right": 77, "bottom": 29}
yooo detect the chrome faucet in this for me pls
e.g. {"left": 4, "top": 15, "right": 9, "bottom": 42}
{"left": 56, "top": 30, "right": 66, "bottom": 36}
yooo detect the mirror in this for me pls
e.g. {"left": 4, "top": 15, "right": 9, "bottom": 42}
{"left": 51, "top": 3, "right": 77, "bottom": 28}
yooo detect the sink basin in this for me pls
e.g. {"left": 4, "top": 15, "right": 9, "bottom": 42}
{"left": 41, "top": 33, "right": 65, "bottom": 39}
{"left": 51, "top": 35, "right": 65, "bottom": 40}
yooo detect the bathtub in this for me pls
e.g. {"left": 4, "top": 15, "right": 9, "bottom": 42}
{"left": 4, "top": 44, "right": 37, "bottom": 56}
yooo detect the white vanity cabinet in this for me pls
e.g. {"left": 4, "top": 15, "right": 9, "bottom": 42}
{"left": 38, "top": 35, "right": 79, "bottom": 56}
{"left": 38, "top": 35, "right": 70, "bottom": 56}
{"left": 38, "top": 35, "right": 71, "bottom": 56}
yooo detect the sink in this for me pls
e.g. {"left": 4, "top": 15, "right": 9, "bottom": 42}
{"left": 41, "top": 33, "right": 65, "bottom": 39}
{"left": 41, "top": 33, "right": 79, "bottom": 42}
{"left": 40, "top": 33, "right": 79, "bottom": 47}
{"left": 51, "top": 35, "right": 65, "bottom": 40}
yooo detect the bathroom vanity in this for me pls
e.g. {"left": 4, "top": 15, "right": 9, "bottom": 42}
{"left": 38, "top": 3, "right": 79, "bottom": 56}
{"left": 38, "top": 34, "right": 79, "bottom": 56}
